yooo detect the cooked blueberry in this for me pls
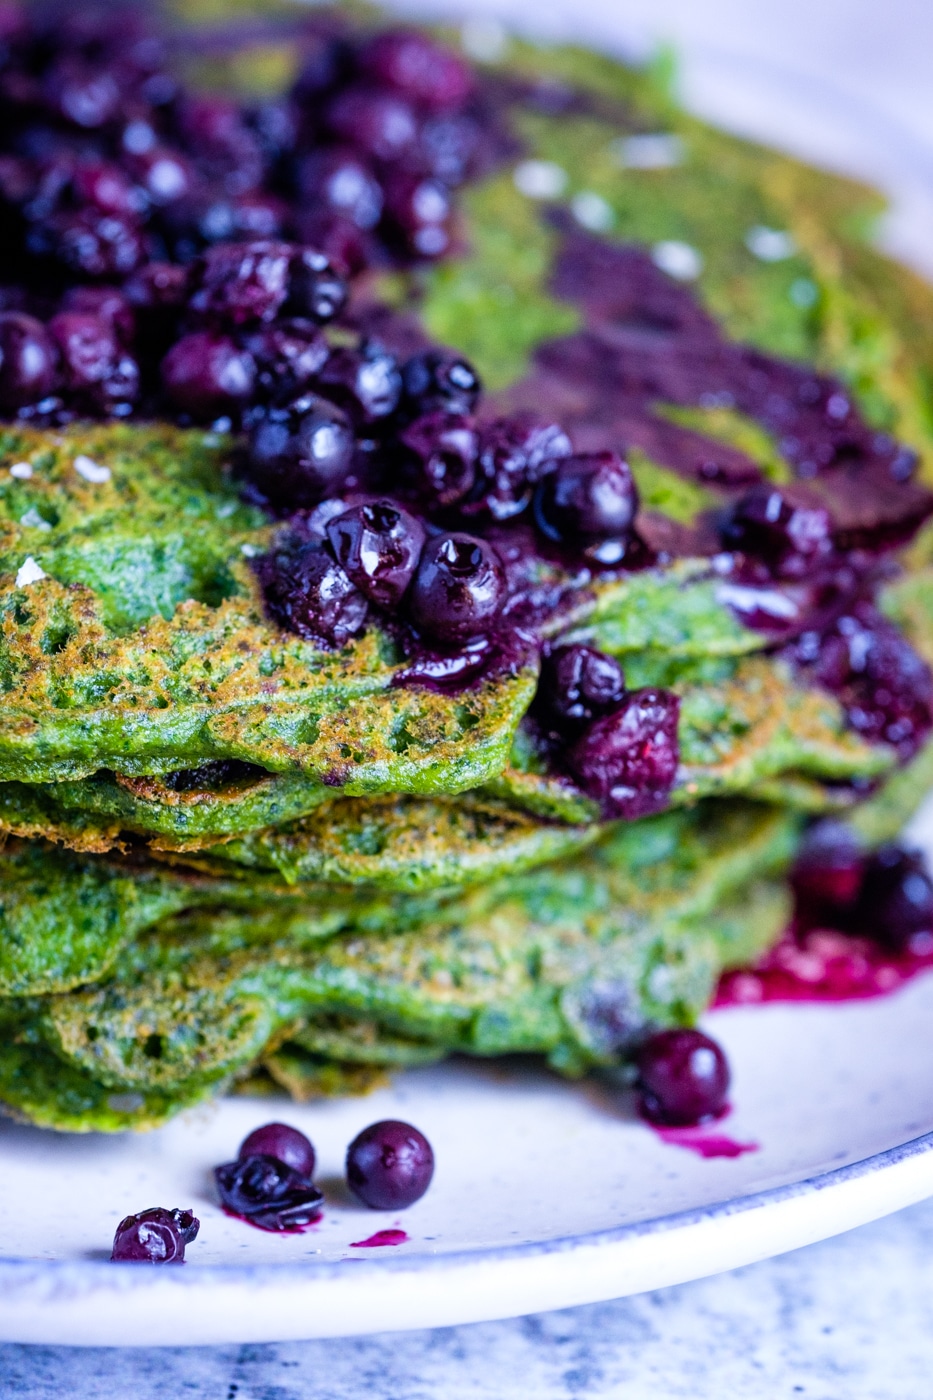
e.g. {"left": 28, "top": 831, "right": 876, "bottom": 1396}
{"left": 540, "top": 645, "right": 626, "bottom": 728}
{"left": 535, "top": 450, "right": 638, "bottom": 545}
{"left": 244, "top": 319, "right": 329, "bottom": 400}
{"left": 635, "top": 1029, "right": 730, "bottom": 1126}
{"left": 110, "top": 1207, "right": 199, "bottom": 1264}
{"left": 286, "top": 247, "right": 348, "bottom": 324}
{"left": 123, "top": 261, "right": 189, "bottom": 312}
{"left": 327, "top": 499, "right": 425, "bottom": 607}
{"left": 49, "top": 311, "right": 139, "bottom": 414}
{"left": 298, "top": 148, "right": 383, "bottom": 231}
{"left": 188, "top": 240, "right": 293, "bottom": 325}
{"left": 345, "top": 1119, "right": 434, "bottom": 1210}
{"left": 723, "top": 486, "right": 831, "bottom": 575}
{"left": 791, "top": 820, "right": 865, "bottom": 930}
{"left": 325, "top": 85, "right": 418, "bottom": 163}
{"left": 161, "top": 332, "right": 255, "bottom": 420}
{"left": 382, "top": 173, "right": 452, "bottom": 258}
{"left": 214, "top": 1153, "right": 324, "bottom": 1232}
{"left": 315, "top": 339, "right": 402, "bottom": 423}
{"left": 38, "top": 208, "right": 147, "bottom": 280}
{"left": 61, "top": 286, "right": 134, "bottom": 345}
{"left": 401, "top": 349, "right": 481, "bottom": 418}
{"left": 0, "top": 312, "right": 59, "bottom": 411}
{"left": 257, "top": 538, "right": 368, "bottom": 646}
{"left": 568, "top": 688, "right": 680, "bottom": 819}
{"left": 247, "top": 394, "right": 353, "bottom": 506}
{"left": 359, "top": 31, "right": 473, "bottom": 112}
{"left": 854, "top": 845, "right": 933, "bottom": 950}
{"left": 399, "top": 411, "right": 477, "bottom": 507}
{"left": 470, "top": 415, "right": 572, "bottom": 521}
{"left": 238, "top": 1122, "right": 316, "bottom": 1178}
{"left": 408, "top": 531, "right": 505, "bottom": 643}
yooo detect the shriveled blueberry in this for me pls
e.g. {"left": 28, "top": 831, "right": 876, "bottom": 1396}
{"left": 61, "top": 286, "right": 134, "bottom": 345}
{"left": 723, "top": 486, "right": 831, "bottom": 575}
{"left": 298, "top": 148, "right": 383, "bottom": 231}
{"left": 635, "top": 1029, "right": 730, "bottom": 1126}
{"left": 401, "top": 349, "right": 481, "bottom": 418}
{"left": 540, "top": 645, "right": 626, "bottom": 728}
{"left": 49, "top": 311, "right": 139, "bottom": 414}
{"left": 568, "top": 688, "right": 680, "bottom": 819}
{"left": 244, "top": 319, "right": 329, "bottom": 400}
{"left": 214, "top": 1153, "right": 324, "bottom": 1232}
{"left": 359, "top": 31, "right": 473, "bottom": 112}
{"left": 257, "top": 538, "right": 368, "bottom": 646}
{"left": 399, "top": 411, "right": 477, "bottom": 507}
{"left": 325, "top": 85, "right": 418, "bottom": 163}
{"left": 854, "top": 845, "right": 933, "bottom": 950}
{"left": 408, "top": 531, "right": 505, "bottom": 643}
{"left": 247, "top": 394, "right": 353, "bottom": 506}
{"left": 0, "top": 312, "right": 58, "bottom": 411}
{"left": 535, "top": 450, "right": 638, "bottom": 546}
{"left": 238, "top": 1122, "right": 316, "bottom": 1178}
{"left": 161, "top": 332, "right": 255, "bottom": 420}
{"left": 34, "top": 207, "right": 147, "bottom": 280}
{"left": 327, "top": 499, "right": 425, "bottom": 607}
{"left": 346, "top": 1119, "right": 434, "bottom": 1210}
{"left": 111, "top": 1207, "right": 199, "bottom": 1264}
{"left": 791, "top": 820, "right": 865, "bottom": 930}
{"left": 188, "top": 240, "right": 294, "bottom": 325}
{"left": 287, "top": 248, "right": 348, "bottom": 324}
{"left": 470, "top": 415, "right": 572, "bottom": 521}
{"left": 315, "top": 339, "right": 402, "bottom": 423}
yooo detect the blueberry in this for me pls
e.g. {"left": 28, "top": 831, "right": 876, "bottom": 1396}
{"left": 188, "top": 240, "right": 294, "bottom": 325}
{"left": 470, "top": 415, "right": 572, "bottom": 521}
{"left": 399, "top": 411, "right": 477, "bottom": 507}
{"left": 382, "top": 173, "right": 452, "bottom": 259}
{"left": 214, "top": 1153, "right": 324, "bottom": 1232}
{"left": 49, "top": 311, "right": 139, "bottom": 415}
{"left": 327, "top": 499, "right": 425, "bottom": 607}
{"left": 408, "top": 531, "right": 505, "bottom": 643}
{"left": 535, "top": 450, "right": 638, "bottom": 545}
{"left": 39, "top": 207, "right": 147, "bottom": 279}
{"left": 568, "top": 688, "right": 680, "bottom": 819}
{"left": 635, "top": 1029, "right": 730, "bottom": 1127}
{"left": 401, "top": 349, "right": 481, "bottom": 418}
{"left": 854, "top": 845, "right": 933, "bottom": 950}
{"left": 161, "top": 332, "right": 255, "bottom": 421}
{"left": 315, "top": 339, "right": 402, "bottom": 423}
{"left": 723, "top": 486, "right": 831, "bottom": 575}
{"left": 298, "top": 148, "right": 383, "bottom": 231}
{"left": 325, "top": 85, "right": 419, "bottom": 163}
{"left": 244, "top": 319, "right": 330, "bottom": 401}
{"left": 358, "top": 31, "right": 473, "bottom": 112}
{"left": 286, "top": 247, "right": 348, "bottom": 325}
{"left": 345, "top": 1119, "right": 434, "bottom": 1209}
{"left": 0, "top": 312, "right": 59, "bottom": 411}
{"left": 791, "top": 820, "right": 865, "bottom": 931}
{"left": 246, "top": 394, "right": 354, "bottom": 506}
{"left": 257, "top": 537, "right": 368, "bottom": 647}
{"left": 540, "top": 645, "right": 626, "bottom": 728}
{"left": 110, "top": 1207, "right": 199, "bottom": 1264}
{"left": 61, "top": 286, "right": 135, "bottom": 345}
{"left": 238, "top": 1121, "right": 316, "bottom": 1178}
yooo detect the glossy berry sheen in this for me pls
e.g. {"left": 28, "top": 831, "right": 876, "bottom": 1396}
{"left": 399, "top": 412, "right": 477, "bottom": 508}
{"left": 635, "top": 1029, "right": 731, "bottom": 1127}
{"left": 49, "top": 311, "right": 139, "bottom": 413}
{"left": 0, "top": 312, "right": 59, "bottom": 410}
{"left": 244, "top": 320, "right": 329, "bottom": 401}
{"left": 854, "top": 845, "right": 933, "bottom": 951}
{"left": 214, "top": 1153, "right": 324, "bottom": 1232}
{"left": 401, "top": 349, "right": 481, "bottom": 419}
{"left": 470, "top": 415, "right": 573, "bottom": 522}
{"left": 359, "top": 31, "right": 473, "bottom": 112}
{"left": 247, "top": 394, "right": 354, "bottom": 506}
{"left": 535, "top": 450, "right": 638, "bottom": 547}
{"left": 257, "top": 538, "right": 368, "bottom": 647}
{"left": 238, "top": 1122, "right": 316, "bottom": 1178}
{"left": 408, "top": 532, "right": 505, "bottom": 644}
{"left": 568, "top": 688, "right": 680, "bottom": 819}
{"left": 298, "top": 148, "right": 383, "bottom": 231}
{"left": 345, "top": 1119, "right": 434, "bottom": 1210}
{"left": 286, "top": 248, "right": 348, "bottom": 325}
{"left": 325, "top": 85, "right": 418, "bottom": 163}
{"left": 39, "top": 208, "right": 147, "bottom": 280}
{"left": 327, "top": 499, "right": 426, "bottom": 607}
{"left": 110, "top": 1207, "right": 199, "bottom": 1264}
{"left": 188, "top": 240, "right": 294, "bottom": 325}
{"left": 316, "top": 340, "right": 402, "bottom": 424}
{"left": 161, "top": 332, "right": 255, "bottom": 421}
{"left": 791, "top": 820, "right": 865, "bottom": 931}
{"left": 540, "top": 645, "right": 626, "bottom": 729}
{"left": 723, "top": 486, "right": 832, "bottom": 576}
{"left": 61, "top": 286, "right": 135, "bottom": 345}
{"left": 382, "top": 173, "right": 452, "bottom": 259}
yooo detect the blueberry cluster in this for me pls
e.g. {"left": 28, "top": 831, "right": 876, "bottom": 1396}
{"left": 793, "top": 822, "right": 933, "bottom": 951}
{"left": 214, "top": 1121, "right": 324, "bottom": 1231}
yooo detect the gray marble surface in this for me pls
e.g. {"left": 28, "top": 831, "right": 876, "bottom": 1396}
{"left": 6, "top": 1196, "right": 933, "bottom": 1397}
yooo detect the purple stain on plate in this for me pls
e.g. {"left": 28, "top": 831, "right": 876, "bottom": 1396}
{"left": 350, "top": 1228, "right": 409, "bottom": 1248}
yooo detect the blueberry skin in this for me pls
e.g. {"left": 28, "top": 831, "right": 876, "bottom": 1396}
{"left": 257, "top": 538, "right": 368, "bottom": 647}
{"left": 215, "top": 1153, "right": 324, "bottom": 1232}
{"left": 635, "top": 1029, "right": 730, "bottom": 1127}
{"left": 854, "top": 845, "right": 933, "bottom": 950}
{"left": 346, "top": 1119, "right": 434, "bottom": 1209}
{"left": 0, "top": 312, "right": 59, "bottom": 410}
{"left": 238, "top": 1122, "right": 316, "bottom": 1178}
{"left": 535, "top": 450, "right": 638, "bottom": 544}
{"left": 327, "top": 499, "right": 425, "bottom": 608}
{"left": 540, "top": 644, "right": 626, "bottom": 729}
{"left": 247, "top": 394, "right": 354, "bottom": 507}
{"left": 110, "top": 1207, "right": 199, "bottom": 1264}
{"left": 567, "top": 687, "right": 680, "bottom": 819}
{"left": 407, "top": 531, "right": 505, "bottom": 644}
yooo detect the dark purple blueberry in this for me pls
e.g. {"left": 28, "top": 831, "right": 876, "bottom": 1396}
{"left": 325, "top": 85, "right": 418, "bottom": 163}
{"left": 214, "top": 1153, "right": 324, "bottom": 1232}
{"left": 723, "top": 486, "right": 832, "bottom": 576}
{"left": 161, "top": 332, "right": 255, "bottom": 420}
{"left": 345, "top": 1119, "right": 434, "bottom": 1210}
{"left": 408, "top": 532, "right": 505, "bottom": 643}
{"left": 49, "top": 311, "right": 139, "bottom": 414}
{"left": 315, "top": 339, "right": 402, "bottom": 424}
{"left": 540, "top": 645, "right": 626, "bottom": 728}
{"left": 61, "top": 286, "right": 134, "bottom": 345}
{"left": 238, "top": 1122, "right": 316, "bottom": 1178}
{"left": 257, "top": 537, "right": 368, "bottom": 646}
{"left": 293, "top": 211, "right": 371, "bottom": 278}
{"left": 327, "top": 499, "right": 425, "bottom": 607}
{"left": 36, "top": 208, "right": 147, "bottom": 280}
{"left": 0, "top": 312, "right": 58, "bottom": 411}
{"left": 188, "top": 241, "right": 293, "bottom": 326}
{"left": 48, "top": 60, "right": 121, "bottom": 129}
{"left": 298, "top": 148, "right": 383, "bottom": 231}
{"left": 359, "top": 31, "right": 473, "bottom": 112}
{"left": 791, "top": 820, "right": 865, "bottom": 931}
{"left": 401, "top": 349, "right": 481, "bottom": 418}
{"left": 110, "top": 1207, "right": 199, "bottom": 1264}
{"left": 399, "top": 411, "right": 477, "bottom": 507}
{"left": 854, "top": 845, "right": 933, "bottom": 951}
{"left": 71, "top": 161, "right": 140, "bottom": 217}
{"left": 286, "top": 248, "right": 348, "bottom": 325}
{"left": 382, "top": 173, "right": 452, "bottom": 258}
{"left": 535, "top": 450, "right": 638, "bottom": 548}
{"left": 635, "top": 1029, "right": 730, "bottom": 1127}
{"left": 124, "top": 261, "right": 189, "bottom": 312}
{"left": 247, "top": 394, "right": 354, "bottom": 506}
{"left": 244, "top": 319, "right": 329, "bottom": 401}
{"left": 567, "top": 688, "right": 680, "bottom": 819}
{"left": 470, "top": 415, "right": 572, "bottom": 521}
{"left": 127, "top": 146, "right": 192, "bottom": 206}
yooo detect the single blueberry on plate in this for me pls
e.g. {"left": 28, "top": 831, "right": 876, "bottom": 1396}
{"left": 111, "top": 1207, "right": 199, "bottom": 1263}
{"left": 635, "top": 1029, "right": 730, "bottom": 1127}
{"left": 238, "top": 1121, "right": 316, "bottom": 1178}
{"left": 346, "top": 1119, "right": 434, "bottom": 1209}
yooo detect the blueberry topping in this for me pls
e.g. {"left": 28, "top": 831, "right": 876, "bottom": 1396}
{"left": 238, "top": 1121, "right": 316, "bottom": 1178}
{"left": 359, "top": 30, "right": 473, "bottom": 112}
{"left": 61, "top": 286, "right": 135, "bottom": 345}
{"left": 49, "top": 311, "right": 139, "bottom": 414}
{"left": 723, "top": 486, "right": 832, "bottom": 576}
{"left": 408, "top": 531, "right": 505, "bottom": 643}
{"left": 568, "top": 687, "right": 680, "bottom": 818}
{"left": 382, "top": 173, "right": 453, "bottom": 258}
{"left": 468, "top": 415, "right": 572, "bottom": 522}
{"left": 188, "top": 240, "right": 294, "bottom": 326}
{"left": 214, "top": 1153, "right": 324, "bottom": 1231}
{"left": 854, "top": 845, "right": 933, "bottom": 951}
{"left": 345, "top": 1119, "right": 434, "bottom": 1209}
{"left": 535, "top": 450, "right": 638, "bottom": 547}
{"left": 286, "top": 248, "right": 348, "bottom": 325}
{"left": 160, "top": 331, "right": 254, "bottom": 421}
{"left": 257, "top": 537, "right": 368, "bottom": 647}
{"left": 316, "top": 339, "right": 402, "bottom": 423}
{"left": 246, "top": 394, "right": 354, "bottom": 506}
{"left": 398, "top": 411, "right": 477, "bottom": 507}
{"left": 0, "top": 312, "right": 58, "bottom": 411}
{"left": 792, "top": 820, "right": 865, "bottom": 930}
{"left": 110, "top": 1207, "right": 199, "bottom": 1263}
{"left": 325, "top": 86, "right": 418, "bottom": 163}
{"left": 400, "top": 350, "right": 481, "bottom": 419}
{"left": 244, "top": 319, "right": 330, "bottom": 401}
{"left": 635, "top": 1029, "right": 730, "bottom": 1126}
{"left": 327, "top": 499, "right": 425, "bottom": 607}
{"left": 297, "top": 148, "right": 383, "bottom": 231}
{"left": 540, "top": 644, "right": 626, "bottom": 728}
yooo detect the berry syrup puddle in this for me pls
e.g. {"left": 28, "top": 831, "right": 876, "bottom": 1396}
{"left": 716, "top": 927, "right": 933, "bottom": 1006}
{"left": 648, "top": 1118, "right": 759, "bottom": 1160}
{"left": 350, "top": 1228, "right": 409, "bottom": 1248}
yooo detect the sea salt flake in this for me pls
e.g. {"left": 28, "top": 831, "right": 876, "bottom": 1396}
{"left": 513, "top": 159, "right": 568, "bottom": 200}
{"left": 19, "top": 506, "right": 52, "bottom": 531}
{"left": 15, "top": 556, "right": 46, "bottom": 587}
{"left": 74, "top": 454, "right": 111, "bottom": 484}
{"left": 612, "top": 133, "right": 684, "bottom": 169}
{"left": 9, "top": 461, "right": 32, "bottom": 479}
{"left": 652, "top": 240, "right": 703, "bottom": 281}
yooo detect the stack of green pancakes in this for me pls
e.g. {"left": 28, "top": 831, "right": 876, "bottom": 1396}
{"left": 2, "top": 5, "right": 933, "bottom": 1131}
